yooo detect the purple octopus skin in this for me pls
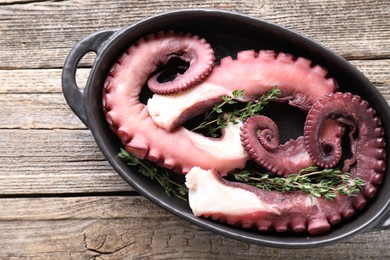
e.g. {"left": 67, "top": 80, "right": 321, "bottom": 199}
{"left": 104, "top": 31, "right": 248, "bottom": 175}
{"left": 304, "top": 92, "right": 386, "bottom": 197}
{"left": 240, "top": 115, "right": 314, "bottom": 177}
{"left": 103, "top": 31, "right": 338, "bottom": 176}
{"left": 240, "top": 115, "right": 344, "bottom": 177}
{"left": 187, "top": 93, "right": 386, "bottom": 235}
{"left": 186, "top": 167, "right": 358, "bottom": 235}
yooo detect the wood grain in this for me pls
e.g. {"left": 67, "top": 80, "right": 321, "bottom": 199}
{"left": 0, "top": 0, "right": 390, "bottom": 258}
{"left": 0, "top": 196, "right": 389, "bottom": 259}
{"left": 0, "top": 129, "right": 132, "bottom": 194}
{"left": 0, "top": 0, "right": 389, "bottom": 69}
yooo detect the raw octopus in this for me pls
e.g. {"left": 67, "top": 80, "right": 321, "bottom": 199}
{"left": 103, "top": 31, "right": 386, "bottom": 235}
{"left": 187, "top": 92, "right": 385, "bottom": 235}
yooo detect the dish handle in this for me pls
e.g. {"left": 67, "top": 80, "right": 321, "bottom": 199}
{"left": 62, "top": 29, "right": 116, "bottom": 127}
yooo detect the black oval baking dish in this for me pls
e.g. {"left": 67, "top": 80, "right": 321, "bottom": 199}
{"left": 62, "top": 9, "right": 390, "bottom": 248}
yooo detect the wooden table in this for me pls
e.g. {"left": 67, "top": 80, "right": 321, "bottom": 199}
{"left": 1, "top": 0, "right": 389, "bottom": 258}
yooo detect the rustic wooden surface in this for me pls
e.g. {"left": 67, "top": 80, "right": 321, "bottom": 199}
{"left": 0, "top": 0, "right": 389, "bottom": 259}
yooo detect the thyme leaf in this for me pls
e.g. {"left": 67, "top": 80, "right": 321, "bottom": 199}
{"left": 191, "top": 87, "right": 280, "bottom": 137}
{"left": 118, "top": 149, "right": 188, "bottom": 201}
{"left": 231, "top": 165, "right": 365, "bottom": 200}
{"left": 118, "top": 148, "right": 365, "bottom": 202}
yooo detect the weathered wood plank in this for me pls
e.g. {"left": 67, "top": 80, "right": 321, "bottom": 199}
{"left": 0, "top": 196, "right": 168, "bottom": 221}
{"left": 0, "top": 93, "right": 86, "bottom": 129}
{"left": 0, "top": 196, "right": 389, "bottom": 259}
{"left": 0, "top": 0, "right": 389, "bottom": 69}
{"left": 0, "top": 68, "right": 91, "bottom": 94}
{"left": 0, "top": 129, "right": 132, "bottom": 194}
{"left": 0, "top": 0, "right": 388, "bottom": 258}
{"left": 1, "top": 59, "right": 389, "bottom": 94}
{"left": 349, "top": 59, "right": 390, "bottom": 87}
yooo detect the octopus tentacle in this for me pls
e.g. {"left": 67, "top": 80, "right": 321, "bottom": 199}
{"left": 186, "top": 93, "right": 386, "bottom": 235}
{"left": 186, "top": 167, "right": 334, "bottom": 235}
{"left": 240, "top": 115, "right": 313, "bottom": 176}
{"left": 147, "top": 32, "right": 215, "bottom": 94}
{"left": 304, "top": 92, "right": 386, "bottom": 197}
{"left": 104, "top": 31, "right": 338, "bottom": 176}
{"left": 147, "top": 49, "right": 338, "bottom": 132}
{"left": 103, "top": 31, "right": 247, "bottom": 175}
{"left": 304, "top": 92, "right": 386, "bottom": 171}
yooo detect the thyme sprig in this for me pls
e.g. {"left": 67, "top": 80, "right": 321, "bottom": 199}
{"left": 118, "top": 148, "right": 365, "bottom": 201}
{"left": 118, "top": 85, "right": 364, "bottom": 201}
{"left": 118, "top": 149, "right": 188, "bottom": 201}
{"left": 232, "top": 165, "right": 365, "bottom": 200}
{"left": 192, "top": 87, "right": 281, "bottom": 137}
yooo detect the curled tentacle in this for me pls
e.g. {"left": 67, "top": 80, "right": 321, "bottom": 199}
{"left": 304, "top": 92, "right": 386, "bottom": 172}
{"left": 147, "top": 49, "right": 338, "bottom": 132}
{"left": 240, "top": 115, "right": 313, "bottom": 176}
{"left": 315, "top": 138, "right": 343, "bottom": 168}
{"left": 105, "top": 31, "right": 338, "bottom": 175}
{"left": 304, "top": 92, "right": 386, "bottom": 197}
{"left": 103, "top": 31, "right": 247, "bottom": 175}
{"left": 147, "top": 33, "right": 215, "bottom": 94}
{"left": 259, "top": 128, "right": 279, "bottom": 150}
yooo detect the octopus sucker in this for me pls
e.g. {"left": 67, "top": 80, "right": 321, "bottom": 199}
{"left": 290, "top": 218, "right": 307, "bottom": 233}
{"left": 104, "top": 76, "right": 113, "bottom": 90}
{"left": 363, "top": 184, "right": 377, "bottom": 199}
{"left": 294, "top": 56, "right": 312, "bottom": 68}
{"left": 237, "top": 50, "right": 257, "bottom": 60}
{"left": 372, "top": 173, "right": 383, "bottom": 186}
{"left": 275, "top": 52, "right": 295, "bottom": 64}
{"left": 310, "top": 64, "right": 328, "bottom": 78}
{"left": 163, "top": 158, "right": 176, "bottom": 170}
{"left": 147, "top": 150, "right": 160, "bottom": 163}
{"left": 219, "top": 56, "right": 234, "bottom": 66}
{"left": 341, "top": 208, "right": 356, "bottom": 219}
{"left": 374, "top": 127, "right": 385, "bottom": 137}
{"left": 105, "top": 111, "right": 114, "bottom": 125}
{"left": 353, "top": 195, "right": 367, "bottom": 210}
{"left": 125, "top": 137, "right": 149, "bottom": 159}
{"left": 307, "top": 218, "right": 331, "bottom": 235}
{"left": 273, "top": 220, "right": 289, "bottom": 233}
{"left": 116, "top": 129, "right": 130, "bottom": 143}
{"left": 327, "top": 214, "right": 342, "bottom": 225}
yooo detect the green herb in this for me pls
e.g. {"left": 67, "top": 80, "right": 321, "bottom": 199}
{"left": 119, "top": 85, "right": 364, "bottom": 201}
{"left": 118, "top": 149, "right": 188, "bottom": 201}
{"left": 118, "top": 148, "right": 365, "bottom": 201}
{"left": 192, "top": 87, "right": 280, "bottom": 137}
{"left": 232, "top": 165, "right": 365, "bottom": 200}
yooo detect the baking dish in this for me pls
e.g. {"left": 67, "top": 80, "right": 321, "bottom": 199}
{"left": 62, "top": 9, "right": 390, "bottom": 248}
